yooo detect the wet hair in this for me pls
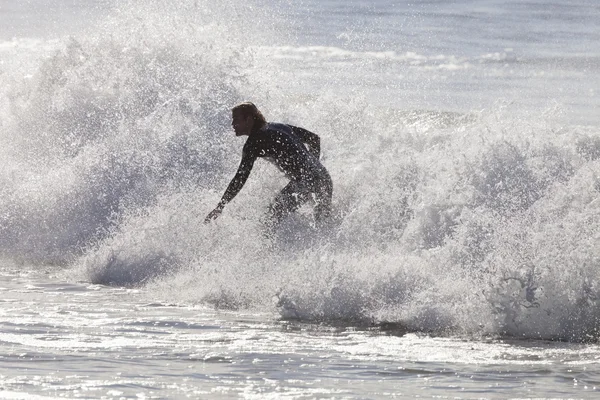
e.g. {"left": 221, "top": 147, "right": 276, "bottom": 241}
{"left": 232, "top": 102, "right": 267, "bottom": 130}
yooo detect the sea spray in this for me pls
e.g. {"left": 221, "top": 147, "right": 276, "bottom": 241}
{"left": 2, "top": 0, "right": 600, "bottom": 342}
{"left": 134, "top": 99, "right": 599, "bottom": 341}
{"left": 79, "top": 90, "right": 600, "bottom": 341}
{"left": 0, "top": 0, "right": 263, "bottom": 263}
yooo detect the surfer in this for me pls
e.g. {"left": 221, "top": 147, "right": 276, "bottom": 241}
{"left": 205, "top": 102, "right": 333, "bottom": 228}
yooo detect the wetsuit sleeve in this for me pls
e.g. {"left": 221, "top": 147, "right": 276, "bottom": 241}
{"left": 217, "top": 145, "right": 256, "bottom": 208}
{"left": 290, "top": 125, "right": 320, "bottom": 158}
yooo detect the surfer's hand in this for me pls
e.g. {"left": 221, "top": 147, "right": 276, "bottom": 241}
{"left": 204, "top": 207, "right": 222, "bottom": 223}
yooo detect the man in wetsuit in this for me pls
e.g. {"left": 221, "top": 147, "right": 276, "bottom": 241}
{"left": 205, "top": 102, "right": 333, "bottom": 227}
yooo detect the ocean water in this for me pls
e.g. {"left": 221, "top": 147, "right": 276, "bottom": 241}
{"left": 1, "top": 0, "right": 600, "bottom": 398}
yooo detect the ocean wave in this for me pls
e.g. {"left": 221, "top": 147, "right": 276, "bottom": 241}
{"left": 2, "top": 0, "right": 600, "bottom": 342}
{"left": 255, "top": 45, "right": 519, "bottom": 70}
{"left": 0, "top": 0, "right": 251, "bottom": 263}
{"left": 132, "top": 100, "right": 600, "bottom": 342}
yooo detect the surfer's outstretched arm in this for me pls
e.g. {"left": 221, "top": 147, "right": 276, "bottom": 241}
{"left": 205, "top": 153, "right": 255, "bottom": 222}
{"left": 290, "top": 126, "right": 320, "bottom": 158}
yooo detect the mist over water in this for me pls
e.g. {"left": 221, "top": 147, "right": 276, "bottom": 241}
{"left": 1, "top": 0, "right": 599, "bottom": 343}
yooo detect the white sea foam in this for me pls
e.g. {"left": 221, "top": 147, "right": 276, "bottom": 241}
{"left": 1, "top": 0, "right": 599, "bottom": 342}
{"left": 258, "top": 45, "right": 516, "bottom": 69}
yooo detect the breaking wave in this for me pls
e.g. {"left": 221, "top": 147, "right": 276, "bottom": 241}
{"left": 1, "top": 0, "right": 599, "bottom": 342}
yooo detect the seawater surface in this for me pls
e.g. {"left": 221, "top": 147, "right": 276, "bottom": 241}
{"left": 1, "top": 0, "right": 600, "bottom": 398}
{"left": 1, "top": 268, "right": 599, "bottom": 399}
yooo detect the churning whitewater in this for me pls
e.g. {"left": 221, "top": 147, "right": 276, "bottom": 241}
{"left": 1, "top": 0, "right": 599, "bottom": 346}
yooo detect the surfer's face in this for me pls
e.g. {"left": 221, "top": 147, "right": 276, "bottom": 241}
{"left": 231, "top": 110, "right": 253, "bottom": 136}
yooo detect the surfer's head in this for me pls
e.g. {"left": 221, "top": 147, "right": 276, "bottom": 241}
{"left": 231, "top": 102, "right": 266, "bottom": 136}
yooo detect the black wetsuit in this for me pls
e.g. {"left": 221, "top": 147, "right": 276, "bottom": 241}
{"left": 219, "top": 123, "right": 333, "bottom": 225}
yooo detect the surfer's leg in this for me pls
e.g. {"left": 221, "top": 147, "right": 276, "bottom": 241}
{"left": 266, "top": 181, "right": 311, "bottom": 227}
{"left": 313, "top": 173, "right": 333, "bottom": 225}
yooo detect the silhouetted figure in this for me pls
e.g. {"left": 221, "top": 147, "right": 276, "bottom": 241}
{"left": 205, "top": 102, "right": 332, "bottom": 228}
